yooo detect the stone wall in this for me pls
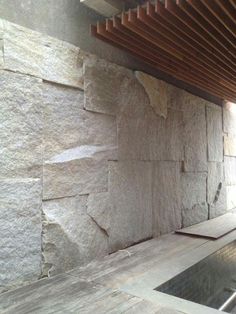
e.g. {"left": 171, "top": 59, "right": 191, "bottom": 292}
{"left": 0, "top": 18, "right": 235, "bottom": 292}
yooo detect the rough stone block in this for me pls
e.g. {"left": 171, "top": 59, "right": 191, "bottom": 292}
{"left": 0, "top": 70, "right": 43, "bottom": 178}
{"left": 223, "top": 101, "right": 236, "bottom": 135}
{"left": 43, "top": 81, "right": 117, "bottom": 160}
{"left": 182, "top": 92, "right": 207, "bottom": 172}
{"left": 84, "top": 57, "right": 132, "bottom": 115}
{"left": 135, "top": 71, "right": 168, "bottom": 118}
{"left": 224, "top": 134, "right": 236, "bottom": 157}
{"left": 43, "top": 155, "right": 109, "bottom": 200}
{"left": 206, "top": 104, "right": 223, "bottom": 162}
{"left": 182, "top": 172, "right": 208, "bottom": 227}
{"left": 0, "top": 179, "right": 42, "bottom": 292}
{"left": 42, "top": 195, "right": 108, "bottom": 276}
{"left": 226, "top": 185, "right": 236, "bottom": 210}
{"left": 118, "top": 107, "right": 184, "bottom": 161}
{"left": 108, "top": 161, "right": 152, "bottom": 252}
{"left": 1, "top": 19, "right": 84, "bottom": 88}
{"left": 87, "top": 192, "right": 111, "bottom": 235}
{"left": 152, "top": 161, "right": 182, "bottom": 236}
{"left": 0, "top": 37, "right": 3, "bottom": 68}
{"left": 224, "top": 156, "right": 236, "bottom": 185}
{"left": 208, "top": 162, "right": 227, "bottom": 218}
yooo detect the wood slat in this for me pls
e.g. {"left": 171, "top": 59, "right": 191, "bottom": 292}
{"left": 155, "top": 0, "right": 236, "bottom": 78}
{"left": 95, "top": 22, "right": 235, "bottom": 101}
{"left": 202, "top": 0, "right": 236, "bottom": 38}
{"left": 186, "top": 0, "right": 236, "bottom": 48}
{"left": 91, "top": 0, "right": 236, "bottom": 103}
{"left": 165, "top": 0, "right": 236, "bottom": 67}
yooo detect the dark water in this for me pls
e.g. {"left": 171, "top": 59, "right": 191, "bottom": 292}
{"left": 155, "top": 241, "right": 236, "bottom": 313}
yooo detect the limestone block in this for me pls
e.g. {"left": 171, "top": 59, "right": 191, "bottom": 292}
{"left": 108, "top": 161, "right": 152, "bottom": 252}
{"left": 0, "top": 70, "right": 43, "bottom": 178}
{"left": 0, "top": 179, "right": 42, "bottom": 292}
{"left": 182, "top": 172, "right": 208, "bottom": 227}
{"left": 87, "top": 192, "right": 111, "bottom": 235}
{"left": 118, "top": 108, "right": 184, "bottom": 161}
{"left": 43, "top": 81, "right": 117, "bottom": 160}
{"left": 152, "top": 161, "right": 182, "bottom": 236}
{"left": 84, "top": 57, "right": 133, "bottom": 115}
{"left": 224, "top": 156, "right": 236, "bottom": 185}
{"left": 224, "top": 134, "right": 236, "bottom": 157}
{"left": 135, "top": 71, "right": 168, "bottom": 118}
{"left": 42, "top": 195, "right": 108, "bottom": 276}
{"left": 226, "top": 185, "right": 236, "bottom": 210}
{"left": 206, "top": 104, "right": 223, "bottom": 162}
{"left": 182, "top": 92, "right": 207, "bottom": 172}
{"left": 1, "top": 19, "right": 84, "bottom": 88}
{"left": 223, "top": 101, "right": 236, "bottom": 135}
{"left": 208, "top": 162, "right": 227, "bottom": 218}
{"left": 43, "top": 154, "right": 109, "bottom": 200}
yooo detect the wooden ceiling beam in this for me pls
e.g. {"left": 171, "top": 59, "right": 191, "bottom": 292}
{"left": 91, "top": 0, "right": 236, "bottom": 103}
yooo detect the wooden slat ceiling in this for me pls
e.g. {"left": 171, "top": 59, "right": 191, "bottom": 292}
{"left": 91, "top": 0, "right": 236, "bottom": 102}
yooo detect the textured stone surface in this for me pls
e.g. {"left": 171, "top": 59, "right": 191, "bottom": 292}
{"left": 183, "top": 92, "right": 207, "bottom": 172}
{"left": 135, "top": 71, "right": 168, "bottom": 118}
{"left": 182, "top": 172, "right": 208, "bottom": 227}
{"left": 1, "top": 20, "right": 84, "bottom": 88}
{"left": 208, "top": 162, "right": 227, "bottom": 218}
{"left": 224, "top": 157, "right": 236, "bottom": 185}
{"left": 87, "top": 192, "right": 111, "bottom": 236}
{"left": 42, "top": 195, "right": 108, "bottom": 277}
{"left": 43, "top": 82, "right": 117, "bottom": 199}
{"left": 43, "top": 155, "right": 109, "bottom": 200}
{"left": 108, "top": 161, "right": 152, "bottom": 252}
{"left": 43, "top": 82, "right": 117, "bottom": 160}
{"left": 226, "top": 186, "right": 236, "bottom": 210}
{"left": 118, "top": 75, "right": 184, "bottom": 162}
{"left": 0, "top": 36, "right": 3, "bottom": 67}
{"left": 152, "top": 162, "right": 182, "bottom": 236}
{"left": 206, "top": 104, "right": 223, "bottom": 162}
{"left": 166, "top": 84, "right": 184, "bottom": 111}
{"left": 223, "top": 101, "right": 236, "bottom": 135}
{"left": 84, "top": 57, "right": 132, "bottom": 115}
{"left": 0, "top": 70, "right": 42, "bottom": 178}
{"left": 0, "top": 179, "right": 42, "bottom": 292}
{"left": 224, "top": 134, "right": 236, "bottom": 157}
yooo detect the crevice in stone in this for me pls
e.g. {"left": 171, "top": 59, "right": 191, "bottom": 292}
{"left": 213, "top": 182, "right": 222, "bottom": 205}
{"left": 87, "top": 212, "right": 109, "bottom": 238}
{"left": 42, "top": 79, "right": 84, "bottom": 91}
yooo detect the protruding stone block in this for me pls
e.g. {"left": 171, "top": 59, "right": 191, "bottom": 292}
{"left": 223, "top": 101, "right": 236, "bottom": 135}
{"left": 84, "top": 57, "right": 132, "bottom": 115}
{"left": 182, "top": 172, "right": 208, "bottom": 227}
{"left": 182, "top": 92, "right": 207, "bottom": 172}
{"left": 0, "top": 70, "right": 42, "bottom": 178}
{"left": 42, "top": 195, "right": 108, "bottom": 276}
{"left": 224, "top": 157, "right": 236, "bottom": 185}
{"left": 117, "top": 74, "right": 184, "bottom": 162}
{"left": 224, "top": 134, "right": 236, "bottom": 157}
{"left": 0, "top": 179, "right": 42, "bottom": 292}
{"left": 206, "top": 104, "right": 223, "bottom": 162}
{"left": 226, "top": 185, "right": 236, "bottom": 211}
{"left": 1, "top": 19, "right": 84, "bottom": 88}
{"left": 135, "top": 71, "right": 168, "bottom": 118}
{"left": 152, "top": 161, "right": 182, "bottom": 236}
{"left": 108, "top": 161, "right": 152, "bottom": 252}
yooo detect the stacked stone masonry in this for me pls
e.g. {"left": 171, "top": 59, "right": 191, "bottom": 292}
{"left": 0, "top": 18, "right": 235, "bottom": 292}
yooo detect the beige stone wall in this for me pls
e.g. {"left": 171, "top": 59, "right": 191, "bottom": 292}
{"left": 0, "top": 18, "right": 235, "bottom": 292}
